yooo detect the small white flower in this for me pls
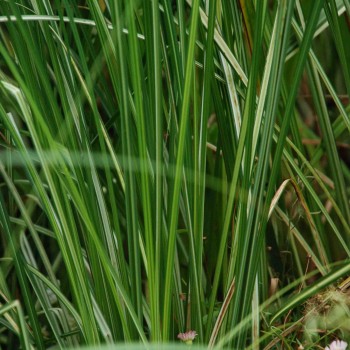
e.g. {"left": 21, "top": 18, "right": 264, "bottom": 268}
{"left": 325, "top": 340, "right": 348, "bottom": 350}
{"left": 177, "top": 330, "right": 197, "bottom": 345}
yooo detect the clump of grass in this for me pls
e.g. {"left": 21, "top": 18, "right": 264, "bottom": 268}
{"left": 1, "top": 1, "right": 350, "bottom": 349}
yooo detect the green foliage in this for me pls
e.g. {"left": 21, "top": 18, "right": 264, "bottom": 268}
{"left": 0, "top": 0, "right": 350, "bottom": 349}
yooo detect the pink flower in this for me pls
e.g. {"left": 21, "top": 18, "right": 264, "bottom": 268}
{"left": 325, "top": 340, "right": 348, "bottom": 350}
{"left": 177, "top": 330, "right": 197, "bottom": 344}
